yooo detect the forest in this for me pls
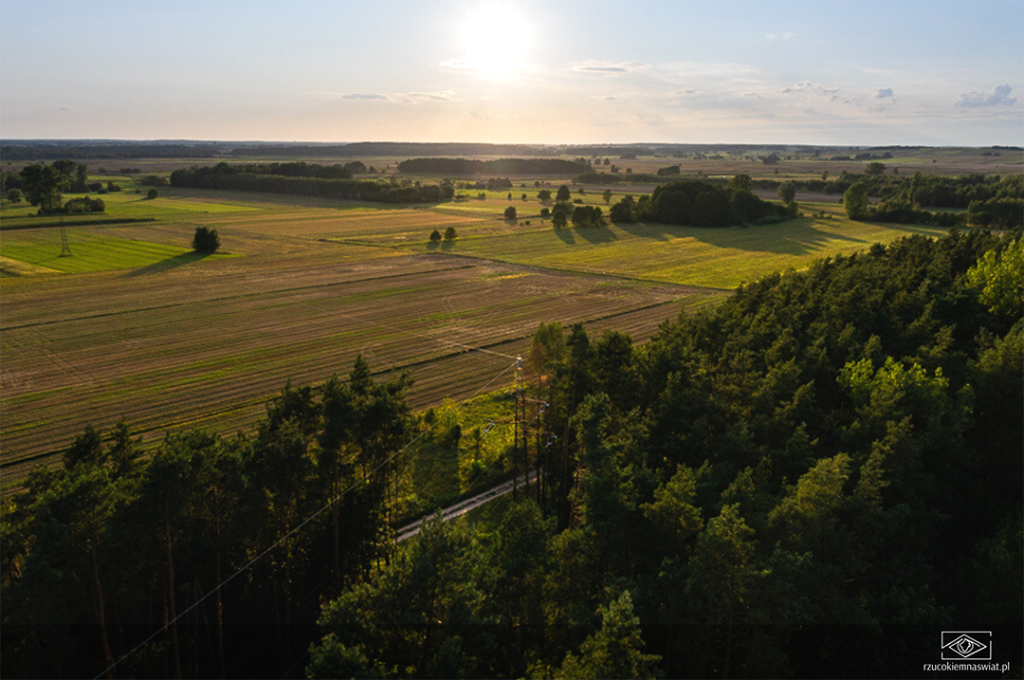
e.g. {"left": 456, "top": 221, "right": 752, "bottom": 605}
{"left": 169, "top": 164, "right": 451, "bottom": 204}
{"left": 607, "top": 177, "right": 794, "bottom": 227}
{"left": 396, "top": 158, "right": 589, "bottom": 176}
{"left": 1, "top": 228, "right": 1020, "bottom": 678}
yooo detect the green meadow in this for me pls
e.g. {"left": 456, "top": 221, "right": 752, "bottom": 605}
{"left": 399, "top": 209, "right": 949, "bottom": 289}
{"left": 0, "top": 230, "right": 234, "bottom": 274}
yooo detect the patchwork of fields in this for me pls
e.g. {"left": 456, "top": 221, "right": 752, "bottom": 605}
{"left": 0, "top": 178, "right": 957, "bottom": 488}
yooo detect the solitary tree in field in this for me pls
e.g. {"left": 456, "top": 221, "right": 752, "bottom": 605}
{"left": 504, "top": 206, "right": 517, "bottom": 220}
{"left": 537, "top": 189, "right": 552, "bottom": 201}
{"left": 429, "top": 229, "right": 442, "bottom": 243}
{"left": 443, "top": 226, "right": 457, "bottom": 241}
{"left": 843, "top": 183, "right": 870, "bottom": 220}
{"left": 192, "top": 226, "right": 221, "bottom": 254}
{"left": 556, "top": 185, "right": 572, "bottom": 202}
{"left": 147, "top": 189, "right": 159, "bottom": 199}
{"left": 777, "top": 181, "right": 797, "bottom": 204}
{"left": 602, "top": 189, "right": 612, "bottom": 204}
{"left": 864, "top": 161, "right": 886, "bottom": 176}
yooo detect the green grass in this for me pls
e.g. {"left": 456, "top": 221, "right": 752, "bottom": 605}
{"left": 0, "top": 231, "right": 235, "bottom": 273}
{"left": 407, "top": 216, "right": 948, "bottom": 289}
{"left": 88, "top": 192, "right": 262, "bottom": 217}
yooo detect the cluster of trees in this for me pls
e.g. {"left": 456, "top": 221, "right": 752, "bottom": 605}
{"left": 10, "top": 160, "right": 99, "bottom": 214}
{"left": 170, "top": 163, "right": 451, "bottom": 204}
{"left": 63, "top": 196, "right": 106, "bottom": 214}
{"left": 843, "top": 173, "right": 1023, "bottom": 229}
{"left": 1, "top": 358, "right": 415, "bottom": 679}
{"left": 397, "top": 157, "right": 587, "bottom": 175}
{"left": 309, "top": 230, "right": 1022, "bottom": 678}
{"left": 567, "top": 204, "right": 604, "bottom": 228}
{"left": 755, "top": 171, "right": 1022, "bottom": 209}
{"left": 610, "top": 176, "right": 793, "bottom": 227}
{"left": 429, "top": 227, "right": 457, "bottom": 243}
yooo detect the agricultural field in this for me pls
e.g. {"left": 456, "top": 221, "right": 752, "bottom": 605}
{"left": 0, "top": 156, "right": 994, "bottom": 490}
{"left": 1, "top": 185, "right": 718, "bottom": 488}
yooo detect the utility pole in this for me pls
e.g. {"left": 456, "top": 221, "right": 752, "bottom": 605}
{"left": 513, "top": 356, "right": 522, "bottom": 500}
{"left": 59, "top": 215, "right": 72, "bottom": 257}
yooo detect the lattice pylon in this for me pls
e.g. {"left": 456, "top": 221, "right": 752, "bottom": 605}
{"left": 60, "top": 223, "right": 72, "bottom": 257}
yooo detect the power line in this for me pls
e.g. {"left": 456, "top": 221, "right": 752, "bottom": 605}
{"left": 92, "top": 359, "right": 519, "bottom": 680}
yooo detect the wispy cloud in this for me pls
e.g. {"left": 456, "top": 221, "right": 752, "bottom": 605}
{"left": 408, "top": 90, "right": 456, "bottom": 101}
{"left": 312, "top": 90, "right": 456, "bottom": 103}
{"left": 569, "top": 61, "right": 647, "bottom": 76}
{"left": 779, "top": 81, "right": 840, "bottom": 100}
{"left": 766, "top": 32, "right": 798, "bottom": 40}
{"left": 956, "top": 84, "right": 1017, "bottom": 107}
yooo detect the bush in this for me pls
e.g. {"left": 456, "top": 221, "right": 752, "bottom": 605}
{"left": 146, "top": 189, "right": 159, "bottom": 199}
{"left": 63, "top": 197, "right": 105, "bottom": 214}
{"left": 192, "top": 226, "right": 220, "bottom": 254}
{"left": 540, "top": 208, "right": 550, "bottom": 217}
{"left": 443, "top": 227, "right": 457, "bottom": 241}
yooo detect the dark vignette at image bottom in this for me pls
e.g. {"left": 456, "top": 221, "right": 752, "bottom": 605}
{"left": 7, "top": 622, "right": 1022, "bottom": 679}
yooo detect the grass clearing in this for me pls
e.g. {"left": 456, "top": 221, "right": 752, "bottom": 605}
{"left": 409, "top": 216, "right": 948, "bottom": 289}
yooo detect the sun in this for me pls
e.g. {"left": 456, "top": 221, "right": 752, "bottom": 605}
{"left": 460, "top": 2, "right": 532, "bottom": 82}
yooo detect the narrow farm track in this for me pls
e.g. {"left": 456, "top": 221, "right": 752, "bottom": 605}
{"left": 1, "top": 252, "right": 717, "bottom": 485}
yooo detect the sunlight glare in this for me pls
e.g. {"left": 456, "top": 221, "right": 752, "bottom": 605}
{"left": 461, "top": 2, "right": 532, "bottom": 82}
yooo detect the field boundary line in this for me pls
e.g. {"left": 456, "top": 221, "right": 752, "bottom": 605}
{"left": 421, "top": 251, "right": 736, "bottom": 294}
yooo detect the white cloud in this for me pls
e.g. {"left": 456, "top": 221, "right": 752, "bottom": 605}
{"left": 956, "top": 84, "right": 1018, "bottom": 107}
{"left": 342, "top": 93, "right": 389, "bottom": 100}
{"left": 874, "top": 87, "right": 893, "bottom": 99}
{"left": 766, "top": 32, "right": 798, "bottom": 40}
{"left": 569, "top": 61, "right": 647, "bottom": 76}
{"left": 408, "top": 90, "right": 456, "bottom": 101}
{"left": 779, "top": 81, "right": 840, "bottom": 100}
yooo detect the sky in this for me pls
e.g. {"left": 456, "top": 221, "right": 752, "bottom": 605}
{"left": 1, "top": 0, "right": 1022, "bottom": 146}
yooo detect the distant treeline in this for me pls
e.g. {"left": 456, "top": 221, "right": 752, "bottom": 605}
{"left": 0, "top": 141, "right": 565, "bottom": 161}
{"left": 754, "top": 171, "right": 1023, "bottom": 207}
{"left": 833, "top": 172, "right": 1024, "bottom": 229}
{"left": 170, "top": 163, "right": 451, "bottom": 203}
{"left": 397, "top": 157, "right": 588, "bottom": 175}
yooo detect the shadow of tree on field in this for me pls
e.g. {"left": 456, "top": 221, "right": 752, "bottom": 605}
{"left": 123, "top": 252, "right": 213, "bottom": 277}
{"left": 554, "top": 228, "right": 575, "bottom": 245}
{"left": 614, "top": 220, "right": 680, "bottom": 242}
{"left": 574, "top": 225, "right": 618, "bottom": 245}
{"left": 684, "top": 217, "right": 869, "bottom": 256}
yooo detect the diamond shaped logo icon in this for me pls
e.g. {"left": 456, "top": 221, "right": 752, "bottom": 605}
{"left": 941, "top": 632, "right": 992, "bottom": 660}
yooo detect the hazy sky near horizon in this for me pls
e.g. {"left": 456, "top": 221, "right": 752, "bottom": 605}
{"left": 1, "top": 0, "right": 1022, "bottom": 146}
